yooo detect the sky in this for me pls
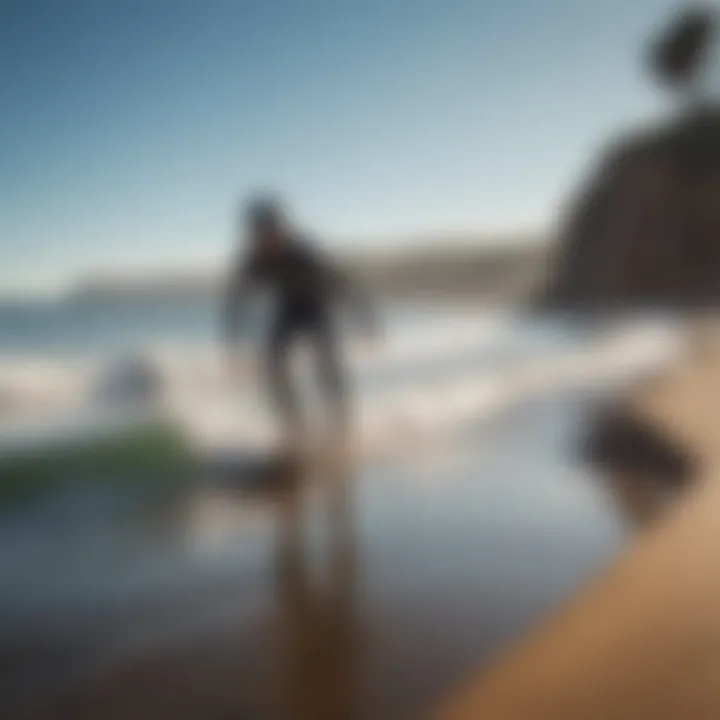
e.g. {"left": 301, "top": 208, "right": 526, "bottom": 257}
{"left": 0, "top": 0, "right": 683, "bottom": 294}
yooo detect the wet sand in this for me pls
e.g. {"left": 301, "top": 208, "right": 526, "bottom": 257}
{"left": 0, "top": 391, "right": 625, "bottom": 720}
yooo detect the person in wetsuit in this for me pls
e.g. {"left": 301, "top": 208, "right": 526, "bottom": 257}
{"left": 223, "top": 198, "right": 375, "bottom": 452}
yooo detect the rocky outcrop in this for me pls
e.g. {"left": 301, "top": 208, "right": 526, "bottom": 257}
{"left": 540, "top": 108, "right": 720, "bottom": 312}
{"left": 540, "top": 7, "right": 720, "bottom": 313}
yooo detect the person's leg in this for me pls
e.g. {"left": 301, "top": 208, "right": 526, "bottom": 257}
{"left": 312, "top": 319, "right": 350, "bottom": 440}
{"left": 266, "top": 317, "right": 303, "bottom": 450}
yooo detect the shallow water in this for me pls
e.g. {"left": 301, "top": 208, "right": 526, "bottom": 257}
{"left": 0, "top": 308, "right": 680, "bottom": 717}
{"left": 0, "top": 386, "right": 627, "bottom": 719}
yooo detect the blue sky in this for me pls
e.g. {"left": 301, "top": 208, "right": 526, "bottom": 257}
{"left": 1, "top": 0, "right": 679, "bottom": 293}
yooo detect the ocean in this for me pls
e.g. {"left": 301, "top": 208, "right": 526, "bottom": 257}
{"left": 0, "top": 296, "right": 224, "bottom": 357}
{"left": 0, "top": 296, "right": 683, "bottom": 718}
{"left": 0, "top": 296, "right": 676, "bottom": 456}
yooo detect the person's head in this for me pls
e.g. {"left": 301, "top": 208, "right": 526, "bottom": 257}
{"left": 243, "top": 196, "right": 290, "bottom": 254}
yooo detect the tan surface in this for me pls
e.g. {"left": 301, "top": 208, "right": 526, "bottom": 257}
{"left": 440, "top": 337, "right": 720, "bottom": 719}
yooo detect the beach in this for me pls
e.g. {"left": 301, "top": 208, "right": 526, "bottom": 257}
{"left": 0, "top": 302, "right": 678, "bottom": 718}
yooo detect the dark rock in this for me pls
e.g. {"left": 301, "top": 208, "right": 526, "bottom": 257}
{"left": 539, "top": 7, "right": 720, "bottom": 314}
{"left": 540, "top": 107, "right": 720, "bottom": 313}
{"left": 649, "top": 6, "right": 716, "bottom": 88}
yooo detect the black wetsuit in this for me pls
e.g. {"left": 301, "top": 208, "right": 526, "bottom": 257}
{"left": 226, "top": 237, "right": 368, "bottom": 436}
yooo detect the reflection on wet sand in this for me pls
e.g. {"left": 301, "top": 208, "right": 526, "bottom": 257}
{"left": 1, "top": 397, "right": 624, "bottom": 720}
{"left": 274, "top": 463, "right": 360, "bottom": 720}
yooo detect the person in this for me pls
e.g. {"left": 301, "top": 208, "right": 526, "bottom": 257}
{"left": 222, "top": 197, "right": 376, "bottom": 456}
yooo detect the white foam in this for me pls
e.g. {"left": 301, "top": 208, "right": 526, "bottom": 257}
{"left": 174, "top": 320, "right": 680, "bottom": 461}
{"left": 0, "top": 313, "right": 680, "bottom": 459}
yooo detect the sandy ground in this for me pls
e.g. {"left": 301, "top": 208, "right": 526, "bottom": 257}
{"left": 438, "top": 335, "right": 720, "bottom": 719}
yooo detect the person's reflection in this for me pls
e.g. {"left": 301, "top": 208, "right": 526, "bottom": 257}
{"left": 272, "top": 463, "right": 360, "bottom": 720}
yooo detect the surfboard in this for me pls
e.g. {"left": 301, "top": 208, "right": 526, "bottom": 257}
{"left": 203, "top": 437, "right": 354, "bottom": 496}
